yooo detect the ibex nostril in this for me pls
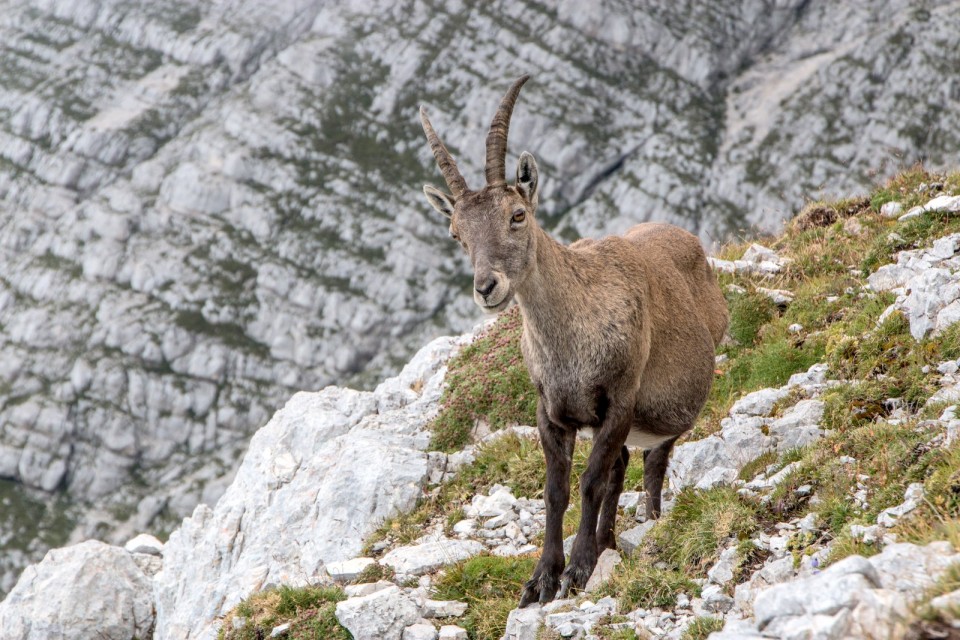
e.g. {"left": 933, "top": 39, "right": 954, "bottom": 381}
{"left": 475, "top": 278, "right": 497, "bottom": 297}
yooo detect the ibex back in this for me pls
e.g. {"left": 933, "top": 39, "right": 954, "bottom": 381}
{"left": 419, "top": 75, "right": 728, "bottom": 605}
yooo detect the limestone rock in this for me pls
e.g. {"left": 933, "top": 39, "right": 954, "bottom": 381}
{"left": 618, "top": 521, "right": 655, "bottom": 556}
{"left": 876, "top": 483, "right": 924, "bottom": 528}
{"left": 720, "top": 415, "right": 774, "bottom": 466}
{"left": 730, "top": 388, "right": 791, "bottom": 418}
{"left": 0, "top": 540, "right": 154, "bottom": 640}
{"left": 928, "top": 588, "right": 960, "bottom": 622}
{"left": 334, "top": 585, "right": 421, "bottom": 640}
{"left": 753, "top": 555, "right": 881, "bottom": 628}
{"left": 731, "top": 542, "right": 960, "bottom": 639}
{"left": 868, "top": 234, "right": 960, "bottom": 339}
{"left": 543, "top": 597, "right": 617, "bottom": 637}
{"left": 423, "top": 599, "right": 469, "bottom": 618}
{"left": 503, "top": 604, "right": 545, "bottom": 640}
{"left": 403, "top": 623, "right": 439, "bottom": 640}
{"left": 584, "top": 549, "right": 622, "bottom": 593}
{"left": 901, "top": 195, "right": 960, "bottom": 219}
{"left": 707, "top": 547, "right": 740, "bottom": 585}
{"left": 869, "top": 541, "right": 960, "bottom": 593}
{"left": 880, "top": 202, "right": 903, "bottom": 218}
{"left": 695, "top": 466, "right": 740, "bottom": 490}
{"left": 326, "top": 558, "right": 377, "bottom": 583}
{"left": 769, "top": 400, "right": 825, "bottom": 451}
{"left": 123, "top": 532, "right": 164, "bottom": 556}
{"left": 438, "top": 625, "right": 469, "bottom": 640}
{"left": 668, "top": 435, "right": 737, "bottom": 491}
{"left": 153, "top": 362, "right": 451, "bottom": 639}
{"left": 345, "top": 580, "right": 395, "bottom": 598}
{"left": 381, "top": 538, "right": 485, "bottom": 577}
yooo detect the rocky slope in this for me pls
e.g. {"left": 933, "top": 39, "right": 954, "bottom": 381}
{"left": 3, "top": 0, "right": 960, "bottom": 596}
{"left": 3, "top": 174, "right": 960, "bottom": 638}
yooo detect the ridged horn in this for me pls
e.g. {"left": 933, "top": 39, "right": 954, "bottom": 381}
{"left": 485, "top": 75, "right": 530, "bottom": 186}
{"left": 419, "top": 106, "right": 468, "bottom": 197}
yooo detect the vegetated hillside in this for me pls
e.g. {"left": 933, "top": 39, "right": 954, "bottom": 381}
{"left": 2, "top": 0, "right": 960, "bottom": 595}
{"left": 223, "top": 167, "right": 960, "bottom": 640}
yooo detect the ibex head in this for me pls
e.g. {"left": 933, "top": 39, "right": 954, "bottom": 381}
{"left": 420, "top": 75, "right": 540, "bottom": 313}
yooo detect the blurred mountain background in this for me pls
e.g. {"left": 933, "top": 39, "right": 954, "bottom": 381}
{"left": 0, "top": 0, "right": 958, "bottom": 594}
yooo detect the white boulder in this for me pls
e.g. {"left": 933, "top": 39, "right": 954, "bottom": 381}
{"left": 334, "top": 585, "right": 421, "bottom": 640}
{"left": 0, "top": 540, "right": 154, "bottom": 640}
{"left": 153, "top": 340, "right": 456, "bottom": 639}
{"left": 381, "top": 538, "right": 485, "bottom": 576}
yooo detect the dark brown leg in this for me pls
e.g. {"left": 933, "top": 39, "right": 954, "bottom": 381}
{"left": 559, "top": 407, "right": 630, "bottom": 597}
{"left": 519, "top": 402, "right": 575, "bottom": 607}
{"left": 643, "top": 435, "right": 680, "bottom": 519}
{"left": 596, "top": 445, "right": 629, "bottom": 550}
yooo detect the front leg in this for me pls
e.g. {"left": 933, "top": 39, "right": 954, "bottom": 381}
{"left": 519, "top": 401, "right": 574, "bottom": 607}
{"left": 559, "top": 405, "right": 630, "bottom": 598}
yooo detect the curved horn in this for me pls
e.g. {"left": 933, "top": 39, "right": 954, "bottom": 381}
{"left": 419, "top": 106, "right": 468, "bottom": 197}
{"left": 485, "top": 75, "right": 530, "bottom": 186}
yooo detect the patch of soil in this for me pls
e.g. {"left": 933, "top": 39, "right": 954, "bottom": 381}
{"left": 794, "top": 206, "right": 837, "bottom": 230}
{"left": 794, "top": 196, "right": 871, "bottom": 230}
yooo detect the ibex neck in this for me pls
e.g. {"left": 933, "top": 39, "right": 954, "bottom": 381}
{"left": 514, "top": 225, "right": 586, "bottom": 321}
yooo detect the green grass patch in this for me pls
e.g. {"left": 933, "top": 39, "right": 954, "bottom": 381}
{"left": 726, "top": 289, "right": 777, "bottom": 347}
{"left": 219, "top": 585, "right": 349, "bottom": 640}
{"left": 737, "top": 452, "right": 777, "bottom": 483}
{"left": 429, "top": 307, "right": 537, "bottom": 451}
{"left": 595, "top": 627, "right": 641, "bottom": 640}
{"left": 825, "top": 532, "right": 881, "bottom": 565}
{"left": 432, "top": 555, "right": 537, "bottom": 640}
{"left": 648, "top": 487, "right": 759, "bottom": 576}
{"left": 868, "top": 164, "right": 954, "bottom": 214}
{"left": 598, "top": 553, "right": 699, "bottom": 610}
{"left": 682, "top": 616, "right": 725, "bottom": 640}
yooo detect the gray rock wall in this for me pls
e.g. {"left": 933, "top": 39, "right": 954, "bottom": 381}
{"left": 2, "top": 0, "right": 960, "bottom": 595}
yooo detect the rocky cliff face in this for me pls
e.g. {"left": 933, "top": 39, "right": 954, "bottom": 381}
{"left": 2, "top": 0, "right": 960, "bottom": 593}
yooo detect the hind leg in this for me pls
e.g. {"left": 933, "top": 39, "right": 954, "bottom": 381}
{"left": 596, "top": 445, "right": 629, "bottom": 551}
{"left": 643, "top": 435, "right": 680, "bottom": 520}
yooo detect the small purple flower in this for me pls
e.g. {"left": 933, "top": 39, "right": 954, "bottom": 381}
{"left": 811, "top": 557, "right": 820, "bottom": 569}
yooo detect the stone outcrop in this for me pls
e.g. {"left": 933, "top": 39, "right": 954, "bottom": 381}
{"left": 714, "top": 542, "right": 960, "bottom": 640}
{"left": 668, "top": 364, "right": 830, "bottom": 491}
{"left": 151, "top": 333, "right": 469, "bottom": 638}
{"left": 869, "top": 232, "right": 960, "bottom": 339}
{"left": 0, "top": 540, "right": 155, "bottom": 640}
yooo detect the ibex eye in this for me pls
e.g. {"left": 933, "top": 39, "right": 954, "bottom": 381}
{"left": 512, "top": 210, "right": 526, "bottom": 223}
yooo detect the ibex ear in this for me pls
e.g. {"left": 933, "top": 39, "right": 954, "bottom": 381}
{"left": 422, "top": 185, "right": 456, "bottom": 219}
{"left": 516, "top": 151, "right": 539, "bottom": 207}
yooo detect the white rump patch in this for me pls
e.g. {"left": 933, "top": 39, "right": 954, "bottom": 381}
{"left": 580, "top": 427, "right": 673, "bottom": 450}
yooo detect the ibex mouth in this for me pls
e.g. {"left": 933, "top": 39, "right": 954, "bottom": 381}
{"left": 477, "top": 289, "right": 514, "bottom": 314}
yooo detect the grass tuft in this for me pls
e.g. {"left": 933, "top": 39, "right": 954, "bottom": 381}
{"left": 598, "top": 553, "right": 699, "bottom": 611}
{"left": 432, "top": 555, "right": 537, "bottom": 640}
{"left": 681, "top": 616, "right": 725, "bottom": 640}
{"left": 648, "top": 487, "right": 759, "bottom": 576}
{"left": 429, "top": 307, "right": 537, "bottom": 451}
{"left": 219, "top": 585, "right": 349, "bottom": 640}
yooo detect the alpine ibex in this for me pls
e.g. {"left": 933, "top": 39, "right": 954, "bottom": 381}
{"left": 419, "top": 75, "right": 728, "bottom": 605}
